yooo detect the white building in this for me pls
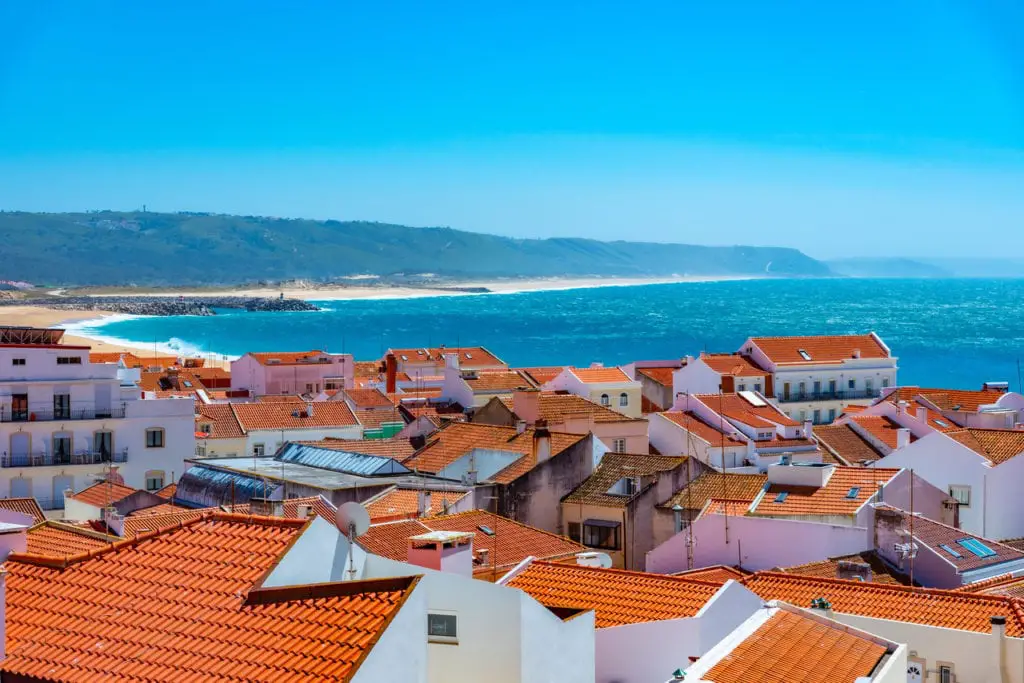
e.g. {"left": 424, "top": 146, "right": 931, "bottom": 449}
{"left": 0, "top": 327, "right": 195, "bottom": 508}
{"left": 543, "top": 365, "right": 643, "bottom": 418}
{"left": 230, "top": 350, "right": 354, "bottom": 396}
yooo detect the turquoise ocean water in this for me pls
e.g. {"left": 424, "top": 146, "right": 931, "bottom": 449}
{"left": 75, "top": 278, "right": 1024, "bottom": 390}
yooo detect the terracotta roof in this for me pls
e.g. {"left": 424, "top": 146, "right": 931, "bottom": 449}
{"left": 672, "top": 565, "right": 749, "bottom": 584}
{"left": 353, "top": 360, "right": 381, "bottom": 378}
{"left": 298, "top": 438, "right": 416, "bottom": 460}
{"left": 778, "top": 551, "right": 912, "bottom": 586}
{"left": 154, "top": 482, "right": 177, "bottom": 500}
{"left": 90, "top": 351, "right": 143, "bottom": 366}
{"left": 956, "top": 575, "right": 1024, "bottom": 599}
{"left": 364, "top": 487, "right": 471, "bottom": 522}
{"left": 516, "top": 366, "right": 565, "bottom": 385}
{"left": 500, "top": 392, "right": 640, "bottom": 424}
{"left": 354, "top": 408, "right": 406, "bottom": 430}
{"left": 889, "top": 386, "right": 1009, "bottom": 412}
{"left": 66, "top": 481, "right": 138, "bottom": 508}
{"left": 567, "top": 366, "right": 632, "bottom": 384}
{"left": 505, "top": 560, "right": 722, "bottom": 627}
{"left": 813, "top": 424, "right": 884, "bottom": 465}
{"left": 389, "top": 346, "right": 505, "bottom": 368}
{"left": 254, "top": 394, "right": 308, "bottom": 404}
{"left": 231, "top": 401, "right": 358, "bottom": 431}
{"left": 461, "top": 370, "right": 534, "bottom": 393}
{"left": 661, "top": 472, "right": 768, "bottom": 511}
{"left": 743, "top": 571, "right": 1024, "bottom": 636}
{"left": 127, "top": 502, "right": 188, "bottom": 518}
{"left": 196, "top": 403, "right": 245, "bottom": 439}
{"left": 563, "top": 453, "right": 688, "bottom": 508}
{"left": 751, "top": 467, "right": 900, "bottom": 518}
{"left": 0, "top": 497, "right": 45, "bottom": 524}
{"left": 847, "top": 415, "right": 915, "bottom": 450}
{"left": 695, "top": 392, "right": 800, "bottom": 428}
{"left": 842, "top": 404, "right": 868, "bottom": 415}
{"left": 700, "top": 608, "right": 888, "bottom": 683}
{"left": 361, "top": 511, "right": 583, "bottom": 578}
{"left": 641, "top": 395, "right": 664, "bottom": 414}
{"left": 402, "top": 422, "right": 585, "bottom": 476}
{"left": 747, "top": 334, "right": 889, "bottom": 364}
{"left": 879, "top": 506, "right": 1024, "bottom": 572}
{"left": 24, "top": 521, "right": 117, "bottom": 557}
{"left": 659, "top": 411, "right": 746, "bottom": 447}
{"left": 1, "top": 514, "right": 418, "bottom": 682}
{"left": 1000, "top": 537, "right": 1024, "bottom": 553}
{"left": 697, "top": 498, "right": 755, "bottom": 519}
{"left": 947, "top": 428, "right": 1024, "bottom": 465}
{"left": 342, "top": 388, "right": 394, "bottom": 408}
{"left": 247, "top": 350, "right": 335, "bottom": 366}
{"left": 700, "top": 353, "right": 767, "bottom": 377}
{"left": 635, "top": 366, "right": 676, "bottom": 387}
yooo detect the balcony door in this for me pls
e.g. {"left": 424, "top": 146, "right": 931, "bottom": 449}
{"left": 10, "top": 433, "right": 30, "bottom": 459}
{"left": 11, "top": 394, "right": 28, "bottom": 421}
{"left": 94, "top": 384, "right": 112, "bottom": 418}
{"left": 94, "top": 431, "right": 113, "bottom": 461}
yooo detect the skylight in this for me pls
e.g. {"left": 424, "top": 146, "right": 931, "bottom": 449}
{"left": 845, "top": 487, "right": 860, "bottom": 499}
{"left": 957, "top": 537, "right": 997, "bottom": 558}
{"left": 935, "top": 419, "right": 950, "bottom": 428}
{"left": 939, "top": 544, "right": 963, "bottom": 559}
{"left": 466, "top": 352, "right": 473, "bottom": 359}
{"left": 477, "top": 525, "right": 496, "bottom": 536}
{"left": 773, "top": 492, "right": 788, "bottom": 503}
{"left": 798, "top": 349, "right": 812, "bottom": 361}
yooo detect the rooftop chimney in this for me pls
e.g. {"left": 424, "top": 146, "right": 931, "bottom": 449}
{"left": 802, "top": 420, "right": 813, "bottom": 438}
{"left": 533, "top": 420, "right": 552, "bottom": 464}
{"left": 417, "top": 490, "right": 432, "bottom": 517}
{"left": 385, "top": 353, "right": 397, "bottom": 394}
{"left": 992, "top": 615, "right": 1009, "bottom": 683}
{"left": 915, "top": 405, "right": 929, "bottom": 425}
{"left": 515, "top": 419, "right": 527, "bottom": 435}
{"left": 295, "top": 503, "right": 313, "bottom": 519}
{"left": 836, "top": 560, "right": 872, "bottom": 582}
{"left": 306, "top": 402, "right": 314, "bottom": 418}
{"left": 852, "top": 348, "right": 861, "bottom": 359}
{"left": 512, "top": 388, "right": 541, "bottom": 426}
{"left": 896, "top": 428, "right": 911, "bottom": 450}
{"left": 444, "top": 353, "right": 460, "bottom": 370}
{"left": 249, "top": 497, "right": 284, "bottom": 517}
{"left": 407, "top": 530, "right": 474, "bottom": 577}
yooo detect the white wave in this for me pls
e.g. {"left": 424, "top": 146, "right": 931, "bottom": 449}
{"left": 65, "top": 316, "right": 240, "bottom": 360}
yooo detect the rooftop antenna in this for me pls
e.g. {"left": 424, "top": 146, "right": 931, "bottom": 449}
{"left": 684, "top": 412, "right": 696, "bottom": 570}
{"left": 336, "top": 502, "right": 370, "bottom": 581}
{"left": 718, "top": 385, "right": 730, "bottom": 545}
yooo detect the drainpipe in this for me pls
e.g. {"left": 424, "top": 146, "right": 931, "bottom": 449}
{"left": 991, "top": 615, "right": 1008, "bottom": 683}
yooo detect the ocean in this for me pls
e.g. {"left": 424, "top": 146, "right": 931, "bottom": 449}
{"left": 72, "top": 278, "right": 1024, "bottom": 390}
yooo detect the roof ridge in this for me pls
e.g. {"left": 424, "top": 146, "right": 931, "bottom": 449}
{"left": 244, "top": 574, "right": 420, "bottom": 606}
{"left": 530, "top": 559, "right": 725, "bottom": 587}
{"left": 34, "top": 520, "right": 121, "bottom": 543}
{"left": 429, "top": 510, "right": 579, "bottom": 546}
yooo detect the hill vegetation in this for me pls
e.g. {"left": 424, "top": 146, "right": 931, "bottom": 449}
{"left": 0, "top": 211, "right": 831, "bottom": 286}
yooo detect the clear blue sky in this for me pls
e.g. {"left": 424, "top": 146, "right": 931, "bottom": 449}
{"left": 1, "top": 1, "right": 1022, "bottom": 258}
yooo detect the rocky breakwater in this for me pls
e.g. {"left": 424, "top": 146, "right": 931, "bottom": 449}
{"left": 0, "top": 296, "right": 319, "bottom": 316}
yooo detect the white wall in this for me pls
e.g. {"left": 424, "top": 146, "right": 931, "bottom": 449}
{"left": 646, "top": 514, "right": 871, "bottom": 574}
{"left": 352, "top": 578, "right": 428, "bottom": 683}
{"left": 672, "top": 360, "right": 725, "bottom": 397}
{"left": 520, "top": 596, "right": 596, "bottom": 683}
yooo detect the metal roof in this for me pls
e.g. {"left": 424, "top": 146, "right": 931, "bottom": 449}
{"left": 275, "top": 443, "right": 411, "bottom": 476}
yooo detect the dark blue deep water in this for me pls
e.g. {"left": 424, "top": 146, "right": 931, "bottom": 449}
{"left": 77, "top": 278, "right": 1024, "bottom": 389}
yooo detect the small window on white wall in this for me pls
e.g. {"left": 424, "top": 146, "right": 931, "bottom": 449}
{"left": 619, "top": 392, "right": 628, "bottom": 407}
{"left": 600, "top": 394, "right": 610, "bottom": 407}
{"left": 145, "top": 470, "right": 165, "bottom": 491}
{"left": 613, "top": 438, "right": 626, "bottom": 453}
{"left": 427, "top": 612, "right": 458, "bottom": 644}
{"left": 145, "top": 428, "right": 165, "bottom": 448}
{"left": 949, "top": 485, "right": 971, "bottom": 507}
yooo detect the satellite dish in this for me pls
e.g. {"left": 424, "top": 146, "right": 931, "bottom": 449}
{"left": 336, "top": 502, "right": 370, "bottom": 538}
{"left": 594, "top": 552, "right": 613, "bottom": 569}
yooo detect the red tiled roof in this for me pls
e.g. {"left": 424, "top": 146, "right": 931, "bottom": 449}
{"left": 641, "top": 395, "right": 664, "bottom": 414}
{"left": 956, "top": 575, "right": 1024, "bottom": 599}
{"left": 389, "top": 346, "right": 505, "bottom": 368}
{"left": 464, "top": 370, "right": 536, "bottom": 392}
{"left": 744, "top": 571, "right": 1024, "bottom": 636}
{"left": 196, "top": 403, "right": 245, "bottom": 439}
{"left": 878, "top": 506, "right": 1024, "bottom": 572}
{"left": 563, "top": 453, "right": 688, "bottom": 507}
{"left": 751, "top": 467, "right": 901, "bottom": 518}
{"left": 636, "top": 366, "right": 676, "bottom": 387}
{"left": 695, "top": 393, "right": 800, "bottom": 428}
{"left": 700, "top": 353, "right": 767, "bottom": 377}
{"left": 672, "top": 565, "right": 749, "bottom": 584}
{"left": 66, "top": 481, "right": 138, "bottom": 508}
{"left": 516, "top": 367, "right": 565, "bottom": 385}
{"left": 701, "top": 608, "right": 887, "bottom": 683}
{"left": 0, "top": 498, "right": 45, "bottom": 524}
{"left": 254, "top": 394, "right": 307, "bottom": 404}
{"left": 25, "top": 522, "right": 117, "bottom": 557}
{"left": 499, "top": 392, "right": 640, "bottom": 424}
{"left": 154, "top": 482, "right": 177, "bottom": 500}
{"left": 364, "top": 487, "right": 470, "bottom": 522}
{"left": 247, "top": 350, "right": 333, "bottom": 366}
{"left": 2, "top": 514, "right": 418, "bottom": 682}
{"left": 779, "top": 551, "right": 913, "bottom": 586}
{"left": 748, "top": 334, "right": 889, "bottom": 364}
{"left": 947, "top": 428, "right": 1024, "bottom": 465}
{"left": 360, "top": 511, "right": 584, "bottom": 578}
{"left": 231, "top": 401, "right": 358, "bottom": 431}
{"left": 343, "top": 388, "right": 394, "bottom": 408}
{"left": 848, "top": 415, "right": 915, "bottom": 450}
{"left": 813, "top": 424, "right": 884, "bottom": 465}
{"left": 697, "top": 498, "right": 755, "bottom": 519}
{"left": 505, "top": 560, "right": 722, "bottom": 627}
{"left": 354, "top": 408, "right": 406, "bottom": 430}
{"left": 888, "top": 386, "right": 1008, "bottom": 412}
{"left": 127, "top": 502, "right": 188, "bottom": 518}
{"left": 568, "top": 366, "right": 632, "bottom": 384}
{"left": 661, "top": 472, "right": 768, "bottom": 511}
{"left": 659, "top": 411, "right": 746, "bottom": 447}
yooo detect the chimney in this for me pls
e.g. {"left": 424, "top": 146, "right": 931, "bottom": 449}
{"left": 896, "top": 400, "right": 909, "bottom": 415}
{"left": 249, "top": 497, "right": 283, "bottom": 517}
{"left": 515, "top": 419, "right": 527, "bottom": 435}
{"left": 407, "top": 531, "right": 474, "bottom": 577}
{"left": 896, "top": 428, "right": 911, "bottom": 450}
{"left": 852, "top": 348, "right": 861, "bottom": 359}
{"left": 512, "top": 388, "right": 541, "bottom": 426}
{"left": 444, "top": 353, "right": 460, "bottom": 371}
{"left": 385, "top": 353, "right": 397, "bottom": 394}
{"left": 476, "top": 547, "right": 489, "bottom": 566}
{"left": 836, "top": 560, "right": 872, "bottom": 582}
{"left": 295, "top": 503, "right": 313, "bottom": 519}
{"left": 417, "top": 490, "right": 432, "bottom": 517}
{"left": 992, "top": 615, "right": 1009, "bottom": 683}
{"left": 533, "top": 420, "right": 552, "bottom": 464}
{"left": 306, "top": 402, "right": 314, "bottom": 418}
{"left": 672, "top": 504, "right": 684, "bottom": 534}
{"left": 103, "top": 507, "right": 126, "bottom": 537}
{"left": 802, "top": 420, "right": 813, "bottom": 438}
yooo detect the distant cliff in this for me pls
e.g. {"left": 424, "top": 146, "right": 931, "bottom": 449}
{"left": 0, "top": 211, "right": 831, "bottom": 286}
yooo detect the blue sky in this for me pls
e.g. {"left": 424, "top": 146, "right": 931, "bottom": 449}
{"left": 1, "top": 1, "right": 1022, "bottom": 258}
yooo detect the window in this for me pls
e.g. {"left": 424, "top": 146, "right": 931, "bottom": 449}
{"left": 600, "top": 394, "right": 610, "bottom": 406}
{"left": 53, "top": 435, "right": 72, "bottom": 464}
{"left": 195, "top": 444, "right": 207, "bottom": 457}
{"left": 613, "top": 438, "right": 626, "bottom": 453}
{"left": 145, "top": 428, "right": 165, "bottom": 448}
{"left": 865, "top": 378, "right": 874, "bottom": 392}
{"left": 845, "top": 487, "right": 860, "bottom": 499}
{"left": 56, "top": 356, "right": 82, "bottom": 365}
{"left": 935, "top": 419, "right": 951, "bottom": 428}
{"left": 619, "top": 392, "right": 628, "bottom": 407}
{"left": 774, "top": 492, "right": 788, "bottom": 503}
{"left": 847, "top": 378, "right": 856, "bottom": 390}
{"left": 427, "top": 613, "right": 458, "bottom": 643}
{"left": 753, "top": 383, "right": 762, "bottom": 392}
{"left": 253, "top": 444, "right": 265, "bottom": 457}
{"left": 812, "top": 409, "right": 821, "bottom": 424}
{"left": 798, "top": 349, "right": 812, "bottom": 361}
{"left": 798, "top": 410, "right": 806, "bottom": 421}
{"left": 939, "top": 544, "right": 963, "bottom": 559}
{"left": 583, "top": 521, "right": 620, "bottom": 549}
{"left": 798, "top": 381, "right": 806, "bottom": 397}
{"left": 737, "top": 384, "right": 746, "bottom": 392}
{"left": 938, "top": 665, "right": 954, "bottom": 683}
{"left": 144, "top": 470, "right": 165, "bottom": 491}
{"left": 949, "top": 485, "right": 971, "bottom": 507}
{"left": 11, "top": 358, "right": 25, "bottom": 366}
{"left": 828, "top": 408, "right": 836, "bottom": 422}
{"left": 567, "top": 522, "right": 581, "bottom": 542}
{"left": 882, "top": 378, "right": 890, "bottom": 388}
{"left": 53, "top": 394, "right": 71, "bottom": 419}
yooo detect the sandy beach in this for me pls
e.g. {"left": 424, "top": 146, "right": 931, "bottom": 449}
{"left": 0, "top": 305, "right": 164, "bottom": 356}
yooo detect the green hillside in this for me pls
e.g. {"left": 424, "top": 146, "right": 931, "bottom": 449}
{"left": 0, "top": 211, "right": 831, "bottom": 286}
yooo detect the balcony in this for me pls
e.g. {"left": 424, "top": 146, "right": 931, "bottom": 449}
{"left": 0, "top": 406, "right": 127, "bottom": 423}
{"left": 0, "top": 448, "right": 128, "bottom": 468}
{"left": 777, "top": 389, "right": 881, "bottom": 404}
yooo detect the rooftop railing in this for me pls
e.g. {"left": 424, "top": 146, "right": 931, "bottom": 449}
{"left": 0, "top": 448, "right": 128, "bottom": 468}
{"left": 777, "top": 389, "right": 881, "bottom": 403}
{"left": 0, "top": 405, "right": 127, "bottom": 423}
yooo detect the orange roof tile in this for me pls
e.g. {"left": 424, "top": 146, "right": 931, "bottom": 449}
{"left": 354, "top": 408, "right": 406, "bottom": 430}
{"left": 127, "top": 501, "right": 188, "bottom": 517}
{"left": 563, "top": 453, "right": 688, "bottom": 507}
{"left": 661, "top": 472, "right": 768, "bottom": 511}
{"left": 389, "top": 346, "right": 505, "bottom": 368}
{"left": 464, "top": 370, "right": 536, "bottom": 392}
{"left": 751, "top": 467, "right": 900, "bottom": 518}
{"left": 957, "top": 575, "right": 1024, "bottom": 599}
{"left": 516, "top": 366, "right": 565, "bottom": 385}
{"left": 66, "top": 481, "right": 138, "bottom": 508}
{"left": 247, "top": 350, "right": 334, "bottom": 366}
{"left": 748, "top": 334, "right": 889, "bottom": 364}
{"left": 353, "top": 360, "right": 381, "bottom": 379}
{"left": 568, "top": 366, "right": 632, "bottom": 384}
{"left": 89, "top": 351, "right": 143, "bottom": 366}
{"left": 231, "top": 400, "right": 358, "bottom": 431}
{"left": 848, "top": 414, "right": 916, "bottom": 450}
{"left": 697, "top": 498, "right": 755, "bottom": 519}
{"left": 695, "top": 392, "right": 800, "bottom": 428}
{"left": 0, "top": 497, "right": 45, "bottom": 524}
{"left": 700, "top": 608, "right": 887, "bottom": 683}
{"left": 2, "top": 514, "right": 418, "bottom": 682}
{"left": 196, "top": 403, "right": 245, "bottom": 439}
{"left": 947, "top": 428, "right": 1024, "bottom": 465}
{"left": 700, "top": 353, "right": 767, "bottom": 377}
{"left": 779, "top": 551, "right": 912, "bottom": 586}
{"left": 254, "top": 394, "right": 307, "bottom": 403}
{"left": 364, "top": 487, "right": 471, "bottom": 522}
{"left": 672, "top": 565, "right": 749, "bottom": 584}
{"left": 360, "top": 511, "right": 584, "bottom": 578}
{"left": 505, "top": 560, "right": 722, "bottom": 627}
{"left": 342, "top": 388, "right": 394, "bottom": 408}
{"left": 813, "top": 424, "right": 884, "bottom": 466}
{"left": 635, "top": 366, "right": 676, "bottom": 387}
{"left": 25, "top": 521, "right": 118, "bottom": 557}
{"left": 889, "top": 386, "right": 1008, "bottom": 412}
{"left": 659, "top": 411, "right": 746, "bottom": 447}
{"left": 154, "top": 482, "right": 177, "bottom": 500}
{"left": 743, "top": 571, "right": 1024, "bottom": 636}
{"left": 499, "top": 392, "right": 640, "bottom": 424}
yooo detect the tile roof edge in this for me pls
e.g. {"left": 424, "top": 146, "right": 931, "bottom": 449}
{"left": 33, "top": 520, "right": 121, "bottom": 544}
{"left": 244, "top": 574, "right": 421, "bottom": 606}
{"left": 528, "top": 559, "right": 726, "bottom": 588}
{"left": 429, "top": 510, "right": 583, "bottom": 549}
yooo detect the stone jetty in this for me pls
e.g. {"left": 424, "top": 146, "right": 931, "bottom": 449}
{"left": 0, "top": 296, "right": 319, "bottom": 316}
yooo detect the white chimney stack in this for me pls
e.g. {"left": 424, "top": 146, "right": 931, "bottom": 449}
{"left": 896, "top": 428, "right": 911, "bottom": 450}
{"left": 992, "top": 615, "right": 1009, "bottom": 683}
{"left": 916, "top": 405, "right": 929, "bottom": 425}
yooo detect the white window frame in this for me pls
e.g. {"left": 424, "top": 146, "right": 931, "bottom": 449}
{"left": 599, "top": 394, "right": 610, "bottom": 407}
{"left": 949, "top": 485, "right": 971, "bottom": 508}
{"left": 612, "top": 438, "right": 626, "bottom": 453}
{"left": 144, "top": 470, "right": 165, "bottom": 491}
{"left": 427, "top": 611, "right": 458, "bottom": 644}
{"left": 618, "top": 392, "right": 628, "bottom": 407}
{"left": 253, "top": 443, "right": 266, "bottom": 457}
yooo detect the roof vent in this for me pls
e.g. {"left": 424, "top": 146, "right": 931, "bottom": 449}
{"left": 852, "top": 348, "right": 861, "bottom": 359}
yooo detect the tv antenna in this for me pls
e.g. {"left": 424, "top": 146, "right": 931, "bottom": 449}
{"left": 336, "top": 502, "right": 371, "bottom": 580}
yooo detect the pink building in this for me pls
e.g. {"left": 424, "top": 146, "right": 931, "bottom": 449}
{"left": 230, "top": 350, "right": 354, "bottom": 396}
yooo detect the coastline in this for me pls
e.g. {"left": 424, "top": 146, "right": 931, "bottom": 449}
{"left": 0, "top": 306, "right": 140, "bottom": 355}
